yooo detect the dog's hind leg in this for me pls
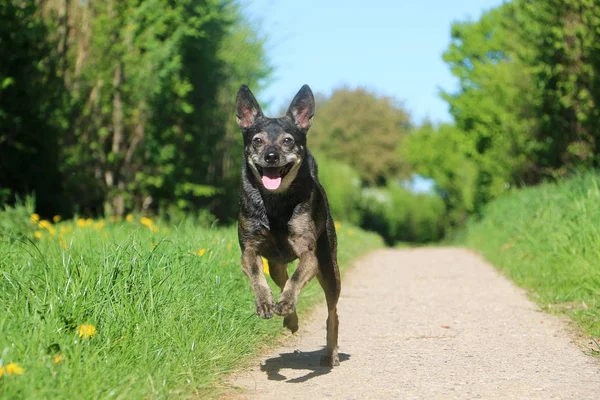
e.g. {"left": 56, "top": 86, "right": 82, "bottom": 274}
{"left": 316, "top": 235, "right": 341, "bottom": 367}
{"left": 269, "top": 263, "right": 299, "bottom": 333}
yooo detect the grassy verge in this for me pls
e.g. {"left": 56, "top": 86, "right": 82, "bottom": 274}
{"left": 0, "top": 205, "right": 383, "bottom": 399}
{"left": 458, "top": 172, "right": 600, "bottom": 340}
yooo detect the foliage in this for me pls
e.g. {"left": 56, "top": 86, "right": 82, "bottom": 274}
{"left": 459, "top": 171, "right": 600, "bottom": 338}
{"left": 359, "top": 184, "right": 445, "bottom": 244}
{"left": 0, "top": 0, "right": 270, "bottom": 220}
{"left": 314, "top": 154, "right": 362, "bottom": 224}
{"left": 0, "top": 0, "right": 65, "bottom": 216}
{"left": 0, "top": 204, "right": 383, "bottom": 398}
{"left": 407, "top": 0, "right": 600, "bottom": 228}
{"left": 310, "top": 88, "right": 412, "bottom": 186}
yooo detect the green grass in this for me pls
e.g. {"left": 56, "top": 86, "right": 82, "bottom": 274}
{"left": 458, "top": 171, "right": 600, "bottom": 339}
{"left": 0, "top": 209, "right": 383, "bottom": 399}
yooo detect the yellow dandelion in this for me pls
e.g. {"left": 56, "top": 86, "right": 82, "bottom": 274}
{"left": 151, "top": 226, "right": 159, "bottom": 233}
{"left": 30, "top": 213, "right": 40, "bottom": 223}
{"left": 109, "top": 215, "right": 121, "bottom": 222}
{"left": 39, "top": 220, "right": 56, "bottom": 236}
{"left": 84, "top": 218, "right": 93, "bottom": 227}
{"left": 77, "top": 323, "right": 97, "bottom": 339}
{"left": 34, "top": 231, "right": 43, "bottom": 240}
{"left": 125, "top": 214, "right": 134, "bottom": 222}
{"left": 53, "top": 215, "right": 61, "bottom": 223}
{"left": 140, "top": 217, "right": 153, "bottom": 228}
{"left": 93, "top": 221, "right": 105, "bottom": 230}
{"left": 348, "top": 229, "right": 354, "bottom": 237}
{"left": 334, "top": 221, "right": 341, "bottom": 230}
{"left": 261, "top": 256, "right": 269, "bottom": 275}
{"left": 38, "top": 220, "right": 52, "bottom": 229}
{"left": 4, "top": 363, "right": 24, "bottom": 375}
{"left": 76, "top": 218, "right": 86, "bottom": 228}
{"left": 52, "top": 354, "right": 65, "bottom": 365}
{"left": 58, "top": 237, "right": 68, "bottom": 249}
{"left": 197, "top": 248, "right": 206, "bottom": 257}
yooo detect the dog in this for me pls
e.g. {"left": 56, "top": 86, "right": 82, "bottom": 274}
{"left": 236, "top": 84, "right": 341, "bottom": 367}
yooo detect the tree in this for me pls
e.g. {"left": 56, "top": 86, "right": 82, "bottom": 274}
{"left": 516, "top": 0, "right": 600, "bottom": 177}
{"left": 0, "top": 0, "right": 65, "bottom": 216}
{"left": 309, "top": 88, "right": 411, "bottom": 186}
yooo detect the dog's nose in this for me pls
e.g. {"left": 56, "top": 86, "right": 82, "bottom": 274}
{"left": 264, "top": 151, "right": 279, "bottom": 165}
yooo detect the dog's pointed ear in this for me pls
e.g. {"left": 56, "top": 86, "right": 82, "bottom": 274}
{"left": 286, "top": 84, "right": 315, "bottom": 130}
{"left": 236, "top": 85, "right": 263, "bottom": 129}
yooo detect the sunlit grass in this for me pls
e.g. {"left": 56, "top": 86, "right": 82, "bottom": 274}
{"left": 0, "top": 212, "right": 383, "bottom": 398}
{"left": 460, "top": 172, "right": 600, "bottom": 340}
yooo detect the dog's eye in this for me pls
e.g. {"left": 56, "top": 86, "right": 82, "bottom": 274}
{"left": 252, "top": 137, "right": 263, "bottom": 146}
{"left": 283, "top": 137, "right": 294, "bottom": 146}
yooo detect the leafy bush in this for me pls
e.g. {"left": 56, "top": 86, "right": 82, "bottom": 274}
{"left": 359, "top": 184, "right": 445, "bottom": 244}
{"left": 315, "top": 154, "right": 362, "bottom": 224}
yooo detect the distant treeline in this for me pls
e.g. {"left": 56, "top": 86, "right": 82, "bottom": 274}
{"left": 2, "top": 0, "right": 599, "bottom": 244}
{"left": 0, "top": 0, "right": 270, "bottom": 219}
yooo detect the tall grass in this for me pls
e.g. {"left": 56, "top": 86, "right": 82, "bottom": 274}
{"left": 0, "top": 204, "right": 383, "bottom": 398}
{"left": 459, "top": 172, "right": 600, "bottom": 338}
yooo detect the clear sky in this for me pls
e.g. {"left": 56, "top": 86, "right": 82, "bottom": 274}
{"left": 243, "top": 0, "right": 504, "bottom": 124}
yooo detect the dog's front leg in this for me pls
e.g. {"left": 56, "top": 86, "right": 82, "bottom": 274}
{"left": 274, "top": 215, "right": 318, "bottom": 316}
{"left": 273, "top": 249, "right": 318, "bottom": 316}
{"left": 241, "top": 248, "right": 274, "bottom": 319}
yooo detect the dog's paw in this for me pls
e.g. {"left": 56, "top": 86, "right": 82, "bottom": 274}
{"left": 320, "top": 354, "right": 340, "bottom": 367}
{"left": 273, "top": 299, "right": 296, "bottom": 317}
{"left": 255, "top": 301, "right": 273, "bottom": 319}
{"left": 283, "top": 312, "right": 299, "bottom": 333}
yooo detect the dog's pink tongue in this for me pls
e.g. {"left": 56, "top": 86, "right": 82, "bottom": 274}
{"left": 262, "top": 175, "right": 282, "bottom": 190}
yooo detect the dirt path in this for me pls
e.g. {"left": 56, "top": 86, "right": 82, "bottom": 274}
{"left": 226, "top": 248, "right": 600, "bottom": 399}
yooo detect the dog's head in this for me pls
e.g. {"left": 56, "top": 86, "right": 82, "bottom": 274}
{"left": 236, "top": 84, "right": 315, "bottom": 192}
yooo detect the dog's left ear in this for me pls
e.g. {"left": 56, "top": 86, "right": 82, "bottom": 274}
{"left": 236, "top": 85, "right": 263, "bottom": 129}
{"left": 286, "top": 84, "right": 315, "bottom": 130}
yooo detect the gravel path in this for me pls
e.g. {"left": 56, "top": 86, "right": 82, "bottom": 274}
{"left": 226, "top": 248, "right": 600, "bottom": 399}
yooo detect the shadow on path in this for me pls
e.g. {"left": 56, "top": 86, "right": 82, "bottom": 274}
{"left": 260, "top": 348, "right": 350, "bottom": 383}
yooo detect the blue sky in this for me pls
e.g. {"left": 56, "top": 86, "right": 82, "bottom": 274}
{"left": 243, "top": 0, "right": 504, "bottom": 124}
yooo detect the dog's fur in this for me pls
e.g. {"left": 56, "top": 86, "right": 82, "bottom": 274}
{"left": 236, "top": 84, "right": 341, "bottom": 367}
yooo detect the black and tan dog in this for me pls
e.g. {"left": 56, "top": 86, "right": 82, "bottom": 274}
{"left": 236, "top": 84, "right": 341, "bottom": 366}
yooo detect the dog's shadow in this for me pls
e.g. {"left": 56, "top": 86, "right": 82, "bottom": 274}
{"left": 260, "top": 348, "right": 350, "bottom": 383}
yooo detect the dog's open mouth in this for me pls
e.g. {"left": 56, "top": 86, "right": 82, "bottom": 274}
{"left": 257, "top": 163, "right": 293, "bottom": 190}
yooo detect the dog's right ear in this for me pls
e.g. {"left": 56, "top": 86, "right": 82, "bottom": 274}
{"left": 236, "top": 85, "right": 263, "bottom": 129}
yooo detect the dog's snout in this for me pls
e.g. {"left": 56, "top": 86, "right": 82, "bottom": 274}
{"left": 264, "top": 148, "right": 279, "bottom": 165}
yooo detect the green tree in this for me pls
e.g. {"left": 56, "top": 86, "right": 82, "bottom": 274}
{"left": 309, "top": 88, "right": 411, "bottom": 186}
{"left": 0, "top": 0, "right": 65, "bottom": 216}
{"left": 516, "top": 0, "right": 600, "bottom": 177}
{"left": 441, "top": 2, "right": 538, "bottom": 211}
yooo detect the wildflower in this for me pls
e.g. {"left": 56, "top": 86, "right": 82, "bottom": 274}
{"left": 151, "top": 226, "right": 159, "bottom": 233}
{"left": 109, "top": 215, "right": 121, "bottom": 222}
{"left": 76, "top": 218, "right": 86, "bottom": 228}
{"left": 93, "top": 221, "right": 105, "bottom": 230}
{"left": 125, "top": 214, "right": 134, "bottom": 222}
{"left": 34, "top": 231, "right": 43, "bottom": 240}
{"left": 58, "top": 237, "right": 68, "bottom": 249}
{"left": 77, "top": 324, "right": 97, "bottom": 339}
{"left": 140, "top": 217, "right": 153, "bottom": 229}
{"left": 334, "top": 221, "right": 341, "bottom": 230}
{"left": 84, "top": 218, "right": 93, "bottom": 227}
{"left": 2, "top": 363, "right": 24, "bottom": 375}
{"left": 38, "top": 220, "right": 56, "bottom": 236}
{"left": 59, "top": 225, "right": 73, "bottom": 234}
{"left": 53, "top": 215, "right": 61, "bottom": 223}
{"left": 197, "top": 248, "right": 206, "bottom": 257}
{"left": 30, "top": 213, "right": 40, "bottom": 223}
{"left": 52, "top": 354, "right": 65, "bottom": 365}
{"left": 261, "top": 256, "right": 269, "bottom": 275}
